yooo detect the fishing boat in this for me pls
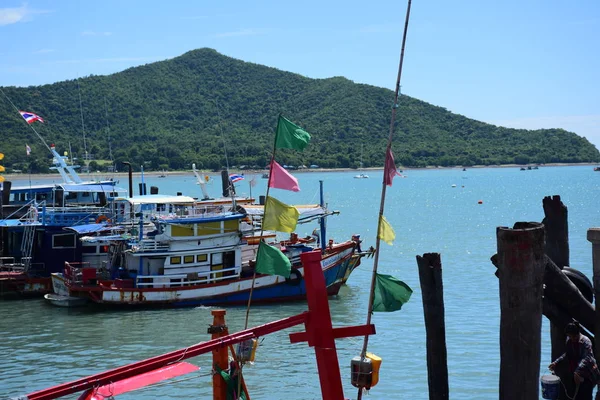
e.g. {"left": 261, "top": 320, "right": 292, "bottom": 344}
{"left": 47, "top": 206, "right": 365, "bottom": 307}
{"left": 0, "top": 145, "right": 126, "bottom": 298}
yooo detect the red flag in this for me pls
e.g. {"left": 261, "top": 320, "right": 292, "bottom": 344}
{"left": 269, "top": 160, "right": 300, "bottom": 192}
{"left": 384, "top": 148, "right": 402, "bottom": 186}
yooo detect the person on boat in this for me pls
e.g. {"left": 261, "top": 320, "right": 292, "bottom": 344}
{"left": 352, "top": 234, "right": 362, "bottom": 253}
{"left": 549, "top": 321, "right": 600, "bottom": 399}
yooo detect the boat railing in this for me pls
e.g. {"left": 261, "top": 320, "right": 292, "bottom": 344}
{"left": 135, "top": 266, "right": 240, "bottom": 288}
{"left": 36, "top": 205, "right": 113, "bottom": 226}
{"left": 131, "top": 239, "right": 171, "bottom": 252}
{"left": 63, "top": 262, "right": 94, "bottom": 285}
{"left": 0, "top": 256, "right": 25, "bottom": 273}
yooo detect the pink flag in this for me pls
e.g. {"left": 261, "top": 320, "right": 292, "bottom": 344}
{"left": 384, "top": 147, "right": 402, "bottom": 186}
{"left": 269, "top": 160, "right": 300, "bottom": 192}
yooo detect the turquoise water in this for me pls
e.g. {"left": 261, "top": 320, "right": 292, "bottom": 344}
{"left": 2, "top": 166, "right": 599, "bottom": 399}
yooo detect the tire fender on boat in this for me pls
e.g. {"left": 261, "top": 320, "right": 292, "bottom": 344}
{"left": 285, "top": 268, "right": 303, "bottom": 286}
{"left": 562, "top": 267, "right": 594, "bottom": 303}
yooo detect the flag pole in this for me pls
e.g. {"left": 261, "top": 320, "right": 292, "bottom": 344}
{"left": 0, "top": 87, "right": 53, "bottom": 153}
{"left": 357, "top": 1, "right": 412, "bottom": 399}
{"left": 243, "top": 114, "right": 281, "bottom": 330}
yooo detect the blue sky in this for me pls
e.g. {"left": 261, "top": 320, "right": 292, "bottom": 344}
{"left": 1, "top": 0, "right": 599, "bottom": 149}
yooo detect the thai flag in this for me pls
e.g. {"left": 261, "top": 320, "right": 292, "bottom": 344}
{"left": 19, "top": 111, "right": 44, "bottom": 124}
{"left": 229, "top": 173, "right": 244, "bottom": 183}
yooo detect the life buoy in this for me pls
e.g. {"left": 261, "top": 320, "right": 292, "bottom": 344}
{"left": 285, "top": 268, "right": 303, "bottom": 286}
{"left": 96, "top": 215, "right": 110, "bottom": 224}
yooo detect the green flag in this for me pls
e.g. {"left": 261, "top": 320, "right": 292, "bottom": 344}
{"left": 263, "top": 196, "right": 300, "bottom": 233}
{"left": 275, "top": 116, "right": 311, "bottom": 151}
{"left": 372, "top": 273, "right": 412, "bottom": 312}
{"left": 256, "top": 241, "right": 291, "bottom": 278}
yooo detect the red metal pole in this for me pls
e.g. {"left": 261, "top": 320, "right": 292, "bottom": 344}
{"left": 301, "top": 250, "right": 345, "bottom": 400}
{"left": 23, "top": 313, "right": 308, "bottom": 400}
{"left": 211, "top": 309, "right": 229, "bottom": 400}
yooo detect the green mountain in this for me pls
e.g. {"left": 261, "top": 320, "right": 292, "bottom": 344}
{"left": 1, "top": 48, "right": 598, "bottom": 173}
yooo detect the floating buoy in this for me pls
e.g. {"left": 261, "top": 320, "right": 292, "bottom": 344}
{"left": 478, "top": 200, "right": 483, "bottom": 204}
{"left": 451, "top": 184, "right": 457, "bottom": 188}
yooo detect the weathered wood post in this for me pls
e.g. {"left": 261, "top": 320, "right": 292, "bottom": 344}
{"left": 497, "top": 222, "right": 545, "bottom": 400}
{"left": 416, "top": 253, "right": 448, "bottom": 400}
{"left": 587, "top": 228, "right": 600, "bottom": 362}
{"left": 542, "top": 196, "right": 570, "bottom": 366}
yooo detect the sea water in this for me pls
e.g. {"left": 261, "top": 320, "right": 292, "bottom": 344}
{"left": 1, "top": 166, "right": 599, "bottom": 399}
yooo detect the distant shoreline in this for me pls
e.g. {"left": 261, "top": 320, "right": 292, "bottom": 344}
{"left": 2, "top": 162, "right": 599, "bottom": 181}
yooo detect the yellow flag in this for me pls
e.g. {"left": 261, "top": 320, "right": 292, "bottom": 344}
{"left": 0, "top": 153, "right": 4, "bottom": 160}
{"left": 0, "top": 176, "right": 4, "bottom": 182}
{"left": 0, "top": 165, "right": 4, "bottom": 172}
{"left": 378, "top": 215, "right": 396, "bottom": 245}
{"left": 263, "top": 196, "right": 300, "bottom": 233}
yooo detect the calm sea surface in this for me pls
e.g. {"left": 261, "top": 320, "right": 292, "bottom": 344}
{"left": 2, "top": 166, "right": 599, "bottom": 399}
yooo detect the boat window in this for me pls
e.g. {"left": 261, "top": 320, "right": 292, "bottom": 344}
{"left": 81, "top": 192, "right": 91, "bottom": 198}
{"left": 52, "top": 233, "right": 76, "bottom": 249}
{"left": 170, "top": 256, "right": 181, "bottom": 265}
{"left": 157, "top": 204, "right": 166, "bottom": 212}
{"left": 65, "top": 192, "right": 78, "bottom": 200}
{"left": 197, "top": 254, "right": 208, "bottom": 262}
{"left": 184, "top": 255, "right": 194, "bottom": 264}
{"left": 212, "top": 253, "right": 223, "bottom": 265}
{"left": 82, "top": 246, "right": 97, "bottom": 254}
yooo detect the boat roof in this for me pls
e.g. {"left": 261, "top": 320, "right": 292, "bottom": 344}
{"left": 113, "top": 195, "right": 196, "bottom": 205}
{"left": 5, "top": 181, "right": 124, "bottom": 194}
{"left": 156, "top": 212, "right": 246, "bottom": 225}
{"left": 63, "top": 223, "right": 126, "bottom": 235}
{"left": 242, "top": 204, "right": 333, "bottom": 222}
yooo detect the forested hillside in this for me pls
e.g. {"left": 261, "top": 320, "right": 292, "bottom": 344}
{"left": 0, "top": 48, "right": 598, "bottom": 173}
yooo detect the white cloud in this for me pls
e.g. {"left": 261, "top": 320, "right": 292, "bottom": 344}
{"left": 33, "top": 48, "right": 54, "bottom": 54}
{"left": 81, "top": 31, "right": 112, "bottom": 37}
{"left": 214, "top": 29, "right": 261, "bottom": 38}
{"left": 490, "top": 115, "right": 600, "bottom": 149}
{"left": 0, "top": 4, "right": 50, "bottom": 26}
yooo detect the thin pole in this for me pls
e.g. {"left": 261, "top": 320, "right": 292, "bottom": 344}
{"left": 357, "top": 1, "right": 412, "bottom": 398}
{"left": 243, "top": 115, "right": 281, "bottom": 330}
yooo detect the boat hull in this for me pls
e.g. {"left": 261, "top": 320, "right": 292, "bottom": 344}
{"left": 55, "top": 246, "right": 361, "bottom": 308}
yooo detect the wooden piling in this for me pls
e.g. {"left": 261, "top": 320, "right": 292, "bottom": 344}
{"left": 416, "top": 253, "right": 449, "bottom": 400}
{"left": 542, "top": 195, "right": 570, "bottom": 365}
{"left": 587, "top": 228, "right": 600, "bottom": 362}
{"left": 497, "top": 222, "right": 545, "bottom": 400}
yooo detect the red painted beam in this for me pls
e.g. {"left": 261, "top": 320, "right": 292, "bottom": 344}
{"left": 24, "top": 312, "right": 308, "bottom": 400}
{"left": 289, "top": 324, "right": 376, "bottom": 344}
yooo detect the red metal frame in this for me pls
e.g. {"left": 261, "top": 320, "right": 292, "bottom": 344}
{"left": 24, "top": 249, "right": 375, "bottom": 400}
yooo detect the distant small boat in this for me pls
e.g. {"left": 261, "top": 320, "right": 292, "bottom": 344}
{"left": 262, "top": 173, "right": 269, "bottom": 179}
{"left": 354, "top": 173, "right": 369, "bottom": 179}
{"left": 520, "top": 167, "right": 526, "bottom": 171}
{"left": 594, "top": 167, "right": 600, "bottom": 171}
{"left": 158, "top": 170, "right": 167, "bottom": 178}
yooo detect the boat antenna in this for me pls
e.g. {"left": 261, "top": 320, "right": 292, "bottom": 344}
{"left": 0, "top": 87, "right": 52, "bottom": 153}
{"left": 77, "top": 77, "right": 89, "bottom": 175}
{"left": 104, "top": 97, "right": 115, "bottom": 175}
{"left": 357, "top": 1, "right": 412, "bottom": 399}
{"left": 213, "top": 100, "right": 236, "bottom": 204}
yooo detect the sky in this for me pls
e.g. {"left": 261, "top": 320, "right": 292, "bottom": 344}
{"left": 1, "top": 0, "right": 599, "bottom": 149}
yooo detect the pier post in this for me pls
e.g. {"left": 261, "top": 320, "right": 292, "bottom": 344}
{"left": 416, "top": 253, "right": 448, "bottom": 400}
{"left": 587, "top": 228, "right": 600, "bottom": 362}
{"left": 210, "top": 309, "right": 229, "bottom": 400}
{"left": 497, "top": 222, "right": 545, "bottom": 400}
{"left": 542, "top": 196, "right": 570, "bottom": 364}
